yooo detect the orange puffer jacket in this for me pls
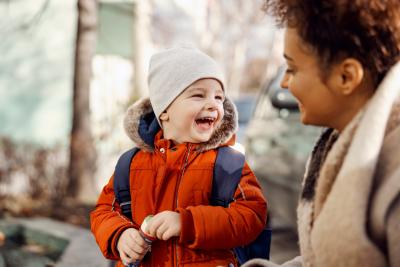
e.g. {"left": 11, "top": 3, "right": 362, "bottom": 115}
{"left": 90, "top": 98, "right": 267, "bottom": 267}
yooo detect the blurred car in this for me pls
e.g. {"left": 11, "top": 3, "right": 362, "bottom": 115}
{"left": 233, "top": 95, "right": 257, "bottom": 143}
{"left": 244, "top": 68, "right": 321, "bottom": 230}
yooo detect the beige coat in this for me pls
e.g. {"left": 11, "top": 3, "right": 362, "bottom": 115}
{"left": 244, "top": 63, "right": 400, "bottom": 267}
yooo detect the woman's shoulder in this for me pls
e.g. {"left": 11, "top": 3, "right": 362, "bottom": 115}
{"left": 379, "top": 100, "right": 400, "bottom": 175}
{"left": 369, "top": 114, "right": 400, "bottom": 246}
{"left": 384, "top": 99, "right": 400, "bottom": 137}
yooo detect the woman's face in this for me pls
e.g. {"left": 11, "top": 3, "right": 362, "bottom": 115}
{"left": 280, "top": 28, "right": 364, "bottom": 131}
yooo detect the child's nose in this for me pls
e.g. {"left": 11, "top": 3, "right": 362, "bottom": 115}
{"left": 205, "top": 97, "right": 219, "bottom": 110}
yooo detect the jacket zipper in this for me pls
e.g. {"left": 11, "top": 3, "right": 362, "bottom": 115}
{"left": 174, "top": 144, "right": 192, "bottom": 267}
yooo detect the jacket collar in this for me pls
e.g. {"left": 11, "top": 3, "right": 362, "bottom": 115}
{"left": 123, "top": 97, "right": 238, "bottom": 152}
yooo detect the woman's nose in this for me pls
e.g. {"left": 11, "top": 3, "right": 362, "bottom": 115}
{"left": 280, "top": 73, "right": 289, "bottom": 89}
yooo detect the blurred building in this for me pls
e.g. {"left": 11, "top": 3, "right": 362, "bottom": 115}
{"left": 0, "top": 0, "right": 282, "bottom": 193}
{"left": 0, "top": 0, "right": 146, "bottom": 143}
{"left": 0, "top": 0, "right": 77, "bottom": 146}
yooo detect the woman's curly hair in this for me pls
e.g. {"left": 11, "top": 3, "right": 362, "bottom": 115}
{"left": 264, "top": 0, "right": 400, "bottom": 87}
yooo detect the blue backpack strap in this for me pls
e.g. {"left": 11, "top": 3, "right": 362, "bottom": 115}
{"left": 113, "top": 147, "right": 140, "bottom": 218}
{"left": 211, "top": 146, "right": 245, "bottom": 207}
{"left": 212, "top": 146, "right": 271, "bottom": 265}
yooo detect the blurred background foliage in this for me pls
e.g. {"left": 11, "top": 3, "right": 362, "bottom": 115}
{"left": 0, "top": 0, "right": 283, "bottom": 225}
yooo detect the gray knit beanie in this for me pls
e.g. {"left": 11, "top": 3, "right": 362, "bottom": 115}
{"left": 148, "top": 47, "right": 225, "bottom": 126}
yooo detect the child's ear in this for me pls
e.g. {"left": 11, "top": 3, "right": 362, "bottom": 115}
{"left": 159, "top": 112, "right": 169, "bottom": 122}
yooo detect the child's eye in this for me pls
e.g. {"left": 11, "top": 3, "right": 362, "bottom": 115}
{"left": 192, "top": 94, "right": 204, "bottom": 98}
{"left": 215, "top": 95, "right": 224, "bottom": 101}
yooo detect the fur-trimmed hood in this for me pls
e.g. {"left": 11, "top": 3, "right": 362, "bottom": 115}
{"left": 123, "top": 97, "right": 238, "bottom": 152}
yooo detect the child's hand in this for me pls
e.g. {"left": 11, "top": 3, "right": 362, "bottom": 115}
{"left": 146, "top": 211, "right": 181, "bottom": 240}
{"left": 117, "top": 228, "right": 149, "bottom": 265}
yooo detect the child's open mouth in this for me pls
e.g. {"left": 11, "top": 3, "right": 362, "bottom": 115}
{"left": 195, "top": 117, "right": 216, "bottom": 131}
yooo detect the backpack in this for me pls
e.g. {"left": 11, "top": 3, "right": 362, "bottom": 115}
{"left": 113, "top": 146, "right": 271, "bottom": 265}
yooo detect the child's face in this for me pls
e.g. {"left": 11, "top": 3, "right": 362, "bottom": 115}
{"left": 160, "top": 78, "right": 225, "bottom": 144}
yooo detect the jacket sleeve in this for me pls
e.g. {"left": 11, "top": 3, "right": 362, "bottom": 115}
{"left": 90, "top": 174, "right": 138, "bottom": 260}
{"left": 177, "top": 161, "right": 267, "bottom": 249}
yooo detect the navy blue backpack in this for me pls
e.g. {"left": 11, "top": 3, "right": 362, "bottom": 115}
{"left": 113, "top": 146, "right": 271, "bottom": 265}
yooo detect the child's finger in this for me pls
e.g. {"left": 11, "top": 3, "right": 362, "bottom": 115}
{"left": 120, "top": 250, "right": 134, "bottom": 265}
{"left": 122, "top": 244, "right": 145, "bottom": 261}
{"left": 161, "top": 229, "right": 171, "bottom": 241}
{"left": 147, "top": 216, "right": 164, "bottom": 237}
{"left": 122, "top": 245, "right": 136, "bottom": 261}
{"left": 131, "top": 242, "right": 149, "bottom": 256}
{"left": 155, "top": 222, "right": 168, "bottom": 240}
{"left": 128, "top": 230, "right": 148, "bottom": 249}
{"left": 160, "top": 226, "right": 177, "bottom": 240}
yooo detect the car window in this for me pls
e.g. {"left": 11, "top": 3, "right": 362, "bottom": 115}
{"left": 254, "top": 94, "right": 277, "bottom": 120}
{"left": 254, "top": 67, "right": 296, "bottom": 120}
{"left": 234, "top": 97, "right": 257, "bottom": 124}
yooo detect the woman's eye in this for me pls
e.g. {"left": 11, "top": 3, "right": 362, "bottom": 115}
{"left": 285, "top": 67, "right": 295, "bottom": 74}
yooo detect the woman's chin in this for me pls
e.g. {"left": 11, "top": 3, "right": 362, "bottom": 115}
{"left": 300, "top": 113, "right": 312, "bottom": 125}
{"left": 300, "top": 114, "right": 325, "bottom": 128}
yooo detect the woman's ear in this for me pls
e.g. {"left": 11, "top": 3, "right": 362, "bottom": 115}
{"left": 335, "top": 58, "right": 364, "bottom": 95}
{"left": 159, "top": 112, "right": 169, "bottom": 122}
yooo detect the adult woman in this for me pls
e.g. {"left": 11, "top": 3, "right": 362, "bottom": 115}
{"left": 245, "top": 1, "right": 400, "bottom": 266}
